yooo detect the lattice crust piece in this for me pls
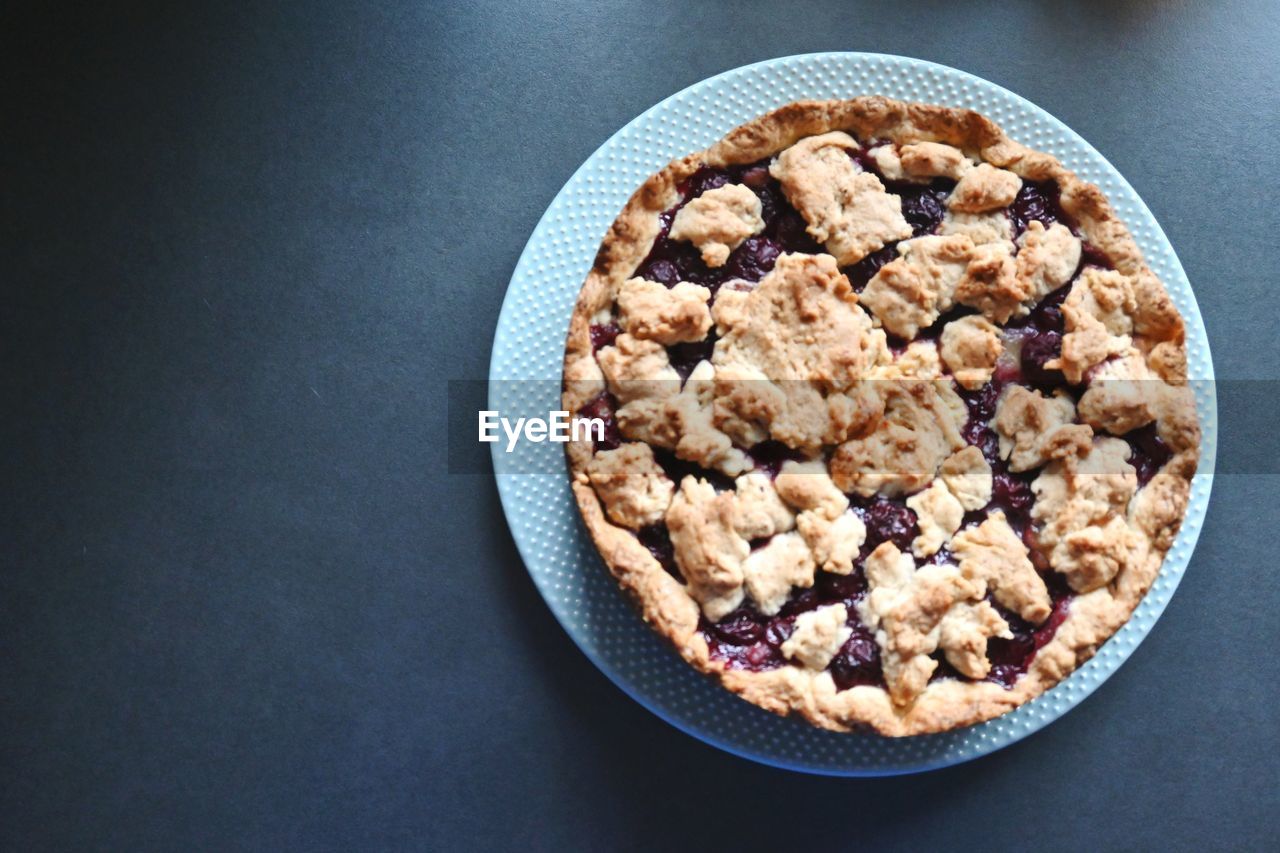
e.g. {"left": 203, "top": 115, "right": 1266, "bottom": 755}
{"left": 563, "top": 97, "right": 1199, "bottom": 736}
{"left": 669, "top": 183, "right": 765, "bottom": 267}
{"left": 769, "top": 131, "right": 912, "bottom": 265}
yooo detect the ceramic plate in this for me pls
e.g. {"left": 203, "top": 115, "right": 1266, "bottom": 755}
{"left": 488, "top": 53, "right": 1216, "bottom": 775}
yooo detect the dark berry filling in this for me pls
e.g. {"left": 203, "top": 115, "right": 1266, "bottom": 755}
{"left": 885, "top": 305, "right": 979, "bottom": 352}
{"left": 845, "top": 245, "right": 896, "bottom": 291}
{"left": 984, "top": 577, "right": 1073, "bottom": 687}
{"left": 957, "top": 277, "right": 1086, "bottom": 472}
{"left": 636, "top": 523, "right": 681, "bottom": 581}
{"left": 589, "top": 322, "right": 620, "bottom": 351}
{"left": 959, "top": 381, "right": 1003, "bottom": 463}
{"left": 1006, "top": 281, "right": 1070, "bottom": 334}
{"left": 777, "top": 587, "right": 824, "bottom": 618}
{"left": 767, "top": 205, "right": 823, "bottom": 255}
{"left": 854, "top": 497, "right": 919, "bottom": 552}
{"left": 703, "top": 562, "right": 884, "bottom": 687}
{"left": 746, "top": 440, "right": 807, "bottom": 479}
{"left": 577, "top": 392, "right": 621, "bottom": 451}
{"left": 1125, "top": 422, "right": 1171, "bottom": 487}
{"left": 1016, "top": 329, "right": 1066, "bottom": 391}
{"left": 634, "top": 160, "right": 820, "bottom": 290}
{"left": 962, "top": 419, "right": 1002, "bottom": 464}
{"left": 633, "top": 213, "right": 713, "bottom": 288}
{"left": 1080, "top": 241, "right": 1112, "bottom": 270}
{"left": 632, "top": 151, "right": 961, "bottom": 303}
{"left": 956, "top": 371, "right": 1041, "bottom": 535}
{"left": 829, "top": 621, "right": 883, "bottom": 690}
{"left": 814, "top": 567, "right": 867, "bottom": 600}
{"left": 841, "top": 152, "right": 957, "bottom": 292}
{"left": 681, "top": 166, "right": 730, "bottom": 198}
{"left": 887, "top": 179, "right": 954, "bottom": 238}
{"left": 707, "top": 606, "right": 766, "bottom": 646}
{"left": 739, "top": 164, "right": 771, "bottom": 189}
{"left": 990, "top": 471, "right": 1037, "bottom": 534}
{"left": 702, "top": 607, "right": 789, "bottom": 671}
{"left": 721, "top": 235, "right": 783, "bottom": 283}
{"left": 921, "top": 558, "right": 1071, "bottom": 688}
{"left": 636, "top": 256, "right": 682, "bottom": 288}
{"left": 1007, "top": 180, "right": 1072, "bottom": 236}
{"left": 666, "top": 333, "right": 717, "bottom": 381}
{"left": 652, "top": 448, "right": 735, "bottom": 492}
{"left": 960, "top": 378, "right": 1003, "bottom": 423}
{"left": 848, "top": 141, "right": 886, "bottom": 173}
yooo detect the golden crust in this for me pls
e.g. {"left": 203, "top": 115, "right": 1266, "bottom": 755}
{"left": 561, "top": 97, "right": 1198, "bottom": 736}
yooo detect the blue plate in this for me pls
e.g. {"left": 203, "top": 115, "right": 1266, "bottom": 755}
{"left": 488, "top": 53, "right": 1217, "bottom": 775}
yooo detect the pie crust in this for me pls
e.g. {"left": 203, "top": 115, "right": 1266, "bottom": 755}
{"left": 560, "top": 97, "right": 1199, "bottom": 736}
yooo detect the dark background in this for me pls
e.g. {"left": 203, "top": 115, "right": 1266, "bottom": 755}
{"left": 3, "top": 1, "right": 1279, "bottom": 849}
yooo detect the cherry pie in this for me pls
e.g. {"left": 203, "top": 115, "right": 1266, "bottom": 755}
{"left": 561, "top": 97, "right": 1198, "bottom": 735}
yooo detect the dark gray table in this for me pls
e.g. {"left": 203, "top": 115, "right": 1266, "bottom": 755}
{"left": 3, "top": 1, "right": 1278, "bottom": 849}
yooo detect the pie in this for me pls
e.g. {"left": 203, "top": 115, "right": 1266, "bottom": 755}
{"left": 561, "top": 97, "right": 1199, "bottom": 736}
